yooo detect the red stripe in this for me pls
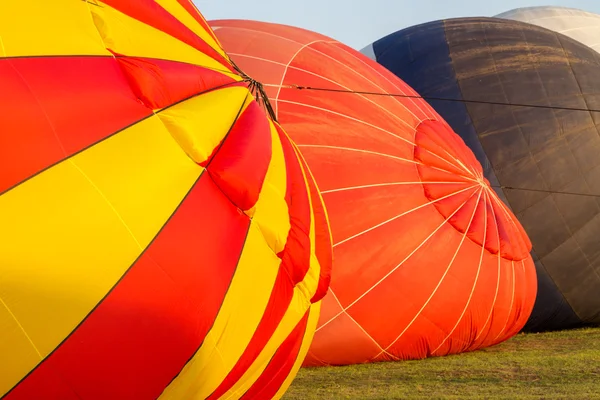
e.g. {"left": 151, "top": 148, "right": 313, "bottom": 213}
{"left": 114, "top": 56, "right": 236, "bottom": 109}
{"left": 5, "top": 173, "right": 251, "bottom": 400}
{"left": 297, "top": 149, "right": 333, "bottom": 302}
{"left": 207, "top": 127, "right": 319, "bottom": 398}
{"left": 276, "top": 125, "right": 312, "bottom": 284}
{"left": 0, "top": 57, "right": 150, "bottom": 194}
{"left": 208, "top": 101, "right": 272, "bottom": 211}
{"left": 2, "top": 368, "right": 79, "bottom": 400}
{"left": 208, "top": 269, "right": 294, "bottom": 399}
{"left": 177, "top": 0, "right": 221, "bottom": 45}
{"left": 102, "top": 0, "right": 232, "bottom": 71}
{"left": 240, "top": 310, "right": 311, "bottom": 400}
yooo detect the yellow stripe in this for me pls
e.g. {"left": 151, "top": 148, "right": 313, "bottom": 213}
{"left": 219, "top": 289, "right": 313, "bottom": 399}
{"left": 0, "top": 116, "right": 201, "bottom": 396}
{"left": 0, "top": 1, "right": 236, "bottom": 78}
{"left": 154, "top": 0, "right": 228, "bottom": 60}
{"left": 246, "top": 120, "right": 290, "bottom": 254}
{"left": 91, "top": 1, "right": 230, "bottom": 74}
{"left": 291, "top": 135, "right": 335, "bottom": 248}
{"left": 0, "top": 301, "right": 44, "bottom": 397}
{"left": 156, "top": 121, "right": 291, "bottom": 398}
{"left": 218, "top": 143, "right": 325, "bottom": 399}
{"left": 272, "top": 302, "right": 322, "bottom": 400}
{"left": 0, "top": 0, "right": 109, "bottom": 57}
{"left": 157, "top": 86, "right": 251, "bottom": 164}
{"left": 158, "top": 221, "right": 282, "bottom": 399}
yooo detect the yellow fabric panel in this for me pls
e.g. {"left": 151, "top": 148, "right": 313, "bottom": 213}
{"left": 91, "top": 1, "right": 228, "bottom": 74}
{"left": 219, "top": 153, "right": 324, "bottom": 397}
{"left": 154, "top": 0, "right": 228, "bottom": 60}
{"left": 291, "top": 136, "right": 335, "bottom": 247}
{"left": 220, "top": 289, "right": 313, "bottom": 399}
{"left": 158, "top": 221, "right": 282, "bottom": 400}
{"left": 0, "top": 0, "right": 109, "bottom": 57}
{"left": 0, "top": 116, "right": 200, "bottom": 396}
{"left": 70, "top": 116, "right": 202, "bottom": 246}
{"left": 157, "top": 86, "right": 251, "bottom": 164}
{"left": 272, "top": 302, "right": 322, "bottom": 400}
{"left": 0, "top": 303, "right": 43, "bottom": 396}
{"left": 248, "top": 121, "right": 290, "bottom": 254}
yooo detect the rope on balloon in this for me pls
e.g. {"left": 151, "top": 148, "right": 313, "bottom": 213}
{"left": 266, "top": 83, "right": 600, "bottom": 114}
{"left": 258, "top": 82, "right": 600, "bottom": 199}
{"left": 491, "top": 185, "right": 600, "bottom": 199}
{"left": 248, "top": 79, "right": 279, "bottom": 123}
{"left": 228, "top": 58, "right": 279, "bottom": 122}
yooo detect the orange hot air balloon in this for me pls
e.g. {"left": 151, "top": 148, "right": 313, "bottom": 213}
{"left": 0, "top": 2, "right": 331, "bottom": 399}
{"left": 210, "top": 19, "right": 537, "bottom": 366}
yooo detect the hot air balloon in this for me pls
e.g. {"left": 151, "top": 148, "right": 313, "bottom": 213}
{"left": 496, "top": 6, "right": 600, "bottom": 54}
{"left": 0, "top": 1, "right": 331, "bottom": 399}
{"left": 364, "top": 16, "right": 600, "bottom": 332}
{"left": 210, "top": 19, "right": 537, "bottom": 366}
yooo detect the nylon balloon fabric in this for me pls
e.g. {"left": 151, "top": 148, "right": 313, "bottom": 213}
{"left": 364, "top": 17, "right": 600, "bottom": 332}
{"left": 210, "top": 19, "right": 537, "bottom": 366}
{"left": 496, "top": 6, "right": 600, "bottom": 54}
{"left": 0, "top": 1, "right": 332, "bottom": 399}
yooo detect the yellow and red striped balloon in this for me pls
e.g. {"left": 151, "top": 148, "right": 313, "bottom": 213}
{"left": 0, "top": 1, "right": 331, "bottom": 399}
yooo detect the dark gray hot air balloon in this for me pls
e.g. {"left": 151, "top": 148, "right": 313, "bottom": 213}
{"left": 363, "top": 17, "right": 600, "bottom": 332}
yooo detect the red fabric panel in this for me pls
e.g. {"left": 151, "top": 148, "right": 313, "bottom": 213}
{"left": 176, "top": 0, "right": 221, "bottom": 44}
{"left": 0, "top": 57, "right": 150, "bottom": 194}
{"left": 298, "top": 150, "right": 332, "bottom": 303}
{"left": 240, "top": 310, "right": 310, "bottom": 400}
{"left": 484, "top": 197, "right": 501, "bottom": 254}
{"left": 207, "top": 126, "right": 318, "bottom": 398}
{"left": 115, "top": 56, "right": 237, "bottom": 109}
{"left": 492, "top": 199, "right": 530, "bottom": 260}
{"left": 207, "top": 269, "right": 293, "bottom": 400}
{"left": 414, "top": 122, "right": 475, "bottom": 178}
{"left": 101, "top": 0, "right": 231, "bottom": 70}
{"left": 2, "top": 367, "right": 80, "bottom": 400}
{"left": 208, "top": 101, "right": 272, "bottom": 211}
{"left": 276, "top": 126, "right": 312, "bottom": 284}
{"left": 5, "top": 173, "right": 250, "bottom": 400}
{"left": 415, "top": 119, "right": 530, "bottom": 260}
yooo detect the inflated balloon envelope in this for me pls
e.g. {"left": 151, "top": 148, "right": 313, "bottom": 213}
{"left": 364, "top": 15, "right": 600, "bottom": 334}
{"left": 496, "top": 6, "right": 600, "bottom": 54}
{"left": 0, "top": 1, "right": 332, "bottom": 399}
{"left": 210, "top": 19, "right": 537, "bottom": 366}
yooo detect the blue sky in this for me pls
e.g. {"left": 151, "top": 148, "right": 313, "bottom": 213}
{"left": 196, "top": 1, "right": 600, "bottom": 49}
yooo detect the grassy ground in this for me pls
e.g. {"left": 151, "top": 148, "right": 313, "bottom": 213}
{"left": 283, "top": 327, "right": 600, "bottom": 399}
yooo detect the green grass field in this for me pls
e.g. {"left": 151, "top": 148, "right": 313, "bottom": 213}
{"left": 283, "top": 327, "right": 600, "bottom": 399}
